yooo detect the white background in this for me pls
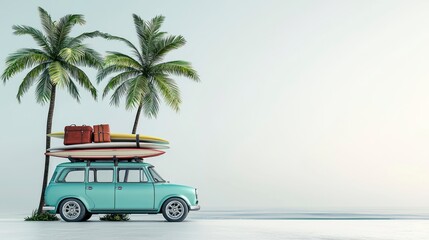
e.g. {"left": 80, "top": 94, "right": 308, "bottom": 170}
{"left": 1, "top": 0, "right": 429, "bottom": 213}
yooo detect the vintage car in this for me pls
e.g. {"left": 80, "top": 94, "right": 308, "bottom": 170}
{"left": 43, "top": 161, "right": 200, "bottom": 222}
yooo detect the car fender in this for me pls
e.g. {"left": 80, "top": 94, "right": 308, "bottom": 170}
{"left": 157, "top": 194, "right": 192, "bottom": 212}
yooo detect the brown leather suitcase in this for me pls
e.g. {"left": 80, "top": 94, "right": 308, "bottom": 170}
{"left": 93, "top": 124, "right": 111, "bottom": 143}
{"left": 64, "top": 125, "right": 93, "bottom": 145}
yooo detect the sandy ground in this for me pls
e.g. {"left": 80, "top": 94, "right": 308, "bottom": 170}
{"left": 1, "top": 216, "right": 429, "bottom": 240}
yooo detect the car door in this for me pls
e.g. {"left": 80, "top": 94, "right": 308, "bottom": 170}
{"left": 85, "top": 167, "right": 115, "bottom": 210}
{"left": 115, "top": 167, "right": 155, "bottom": 210}
{"left": 55, "top": 167, "right": 86, "bottom": 197}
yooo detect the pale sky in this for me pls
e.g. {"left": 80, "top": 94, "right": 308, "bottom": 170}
{"left": 2, "top": 0, "right": 429, "bottom": 213}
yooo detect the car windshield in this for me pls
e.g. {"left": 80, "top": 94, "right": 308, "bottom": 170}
{"left": 149, "top": 167, "right": 165, "bottom": 182}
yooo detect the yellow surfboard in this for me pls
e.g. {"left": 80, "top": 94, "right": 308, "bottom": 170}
{"left": 48, "top": 132, "right": 169, "bottom": 144}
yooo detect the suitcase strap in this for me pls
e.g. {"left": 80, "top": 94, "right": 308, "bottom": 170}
{"left": 97, "top": 124, "right": 107, "bottom": 142}
{"left": 97, "top": 125, "right": 102, "bottom": 142}
{"left": 100, "top": 124, "right": 104, "bottom": 142}
{"left": 136, "top": 134, "right": 140, "bottom": 148}
{"left": 102, "top": 124, "right": 105, "bottom": 142}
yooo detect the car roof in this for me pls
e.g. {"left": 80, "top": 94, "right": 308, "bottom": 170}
{"left": 56, "top": 161, "right": 153, "bottom": 168}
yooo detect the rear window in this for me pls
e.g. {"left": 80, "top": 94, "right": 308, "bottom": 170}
{"left": 57, "top": 168, "right": 85, "bottom": 183}
{"left": 50, "top": 171, "right": 58, "bottom": 183}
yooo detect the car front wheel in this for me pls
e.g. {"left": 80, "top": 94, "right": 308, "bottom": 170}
{"left": 59, "top": 199, "right": 87, "bottom": 222}
{"left": 162, "top": 198, "right": 189, "bottom": 222}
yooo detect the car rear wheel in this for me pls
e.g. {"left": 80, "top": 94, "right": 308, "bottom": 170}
{"left": 59, "top": 199, "right": 87, "bottom": 222}
{"left": 162, "top": 198, "right": 188, "bottom": 222}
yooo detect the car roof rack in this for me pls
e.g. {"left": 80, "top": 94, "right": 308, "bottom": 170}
{"left": 67, "top": 156, "right": 144, "bottom": 166}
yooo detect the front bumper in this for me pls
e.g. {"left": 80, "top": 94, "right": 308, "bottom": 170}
{"left": 42, "top": 206, "right": 56, "bottom": 212}
{"left": 190, "top": 205, "right": 200, "bottom": 211}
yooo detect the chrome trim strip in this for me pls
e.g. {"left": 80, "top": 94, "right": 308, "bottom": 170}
{"left": 190, "top": 205, "right": 200, "bottom": 211}
{"left": 42, "top": 206, "right": 55, "bottom": 211}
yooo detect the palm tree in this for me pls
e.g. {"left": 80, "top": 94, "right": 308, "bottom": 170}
{"left": 98, "top": 14, "right": 199, "bottom": 134}
{"left": 1, "top": 7, "right": 102, "bottom": 214}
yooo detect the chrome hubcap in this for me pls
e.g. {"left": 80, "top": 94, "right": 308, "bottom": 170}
{"left": 166, "top": 200, "right": 184, "bottom": 220}
{"left": 62, "top": 201, "right": 81, "bottom": 220}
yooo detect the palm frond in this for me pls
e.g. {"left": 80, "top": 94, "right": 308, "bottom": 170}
{"left": 35, "top": 69, "right": 52, "bottom": 104}
{"left": 56, "top": 14, "right": 86, "bottom": 49}
{"left": 62, "top": 63, "right": 97, "bottom": 99}
{"left": 38, "top": 7, "right": 55, "bottom": 40}
{"left": 141, "top": 82, "right": 160, "bottom": 118}
{"left": 100, "top": 33, "right": 144, "bottom": 64}
{"left": 66, "top": 77, "right": 81, "bottom": 102}
{"left": 154, "top": 75, "right": 181, "bottom": 111}
{"left": 151, "top": 35, "right": 186, "bottom": 63}
{"left": 59, "top": 44, "right": 102, "bottom": 68}
{"left": 146, "top": 15, "right": 166, "bottom": 45}
{"left": 68, "top": 31, "right": 105, "bottom": 47}
{"left": 143, "top": 15, "right": 166, "bottom": 43}
{"left": 148, "top": 15, "right": 165, "bottom": 34}
{"left": 134, "top": 15, "right": 166, "bottom": 63}
{"left": 17, "top": 63, "right": 49, "bottom": 102}
{"left": 12, "top": 25, "right": 51, "bottom": 53}
{"left": 2, "top": 48, "right": 50, "bottom": 81}
{"left": 125, "top": 76, "right": 147, "bottom": 109}
{"left": 97, "top": 65, "right": 139, "bottom": 83}
{"left": 59, "top": 47, "right": 85, "bottom": 64}
{"left": 78, "top": 46, "right": 103, "bottom": 69}
{"left": 132, "top": 14, "right": 148, "bottom": 55}
{"left": 104, "top": 52, "right": 142, "bottom": 69}
{"left": 154, "top": 60, "right": 200, "bottom": 81}
{"left": 109, "top": 79, "right": 132, "bottom": 106}
{"left": 48, "top": 61, "right": 68, "bottom": 86}
{"left": 102, "top": 71, "right": 140, "bottom": 98}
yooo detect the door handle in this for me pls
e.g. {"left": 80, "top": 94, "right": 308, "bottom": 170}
{"left": 87, "top": 186, "right": 93, "bottom": 190}
{"left": 117, "top": 186, "right": 122, "bottom": 190}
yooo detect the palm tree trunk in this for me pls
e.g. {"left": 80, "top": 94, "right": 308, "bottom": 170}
{"left": 37, "top": 85, "right": 56, "bottom": 214}
{"left": 131, "top": 102, "right": 143, "bottom": 134}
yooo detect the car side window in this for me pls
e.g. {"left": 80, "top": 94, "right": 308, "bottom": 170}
{"left": 57, "top": 168, "right": 85, "bottom": 183}
{"left": 88, "top": 168, "right": 113, "bottom": 183}
{"left": 118, "top": 168, "right": 148, "bottom": 183}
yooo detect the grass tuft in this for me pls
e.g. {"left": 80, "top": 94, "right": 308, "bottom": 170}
{"left": 99, "top": 214, "right": 130, "bottom": 221}
{"left": 25, "top": 209, "right": 59, "bottom": 221}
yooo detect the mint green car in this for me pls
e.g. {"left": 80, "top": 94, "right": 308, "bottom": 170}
{"left": 43, "top": 161, "right": 200, "bottom": 222}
